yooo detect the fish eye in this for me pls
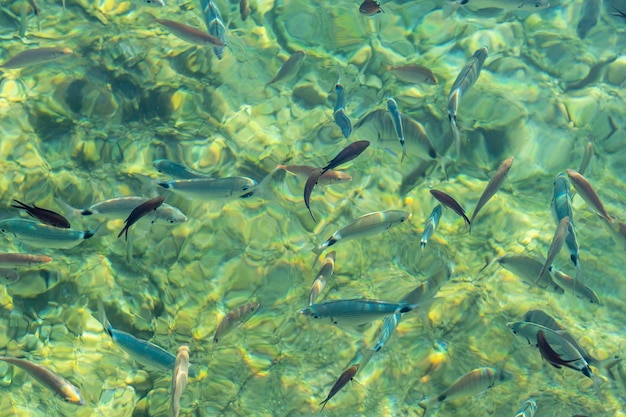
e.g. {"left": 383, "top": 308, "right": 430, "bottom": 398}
{"left": 241, "top": 185, "right": 250, "bottom": 191}
{"left": 399, "top": 217, "right": 406, "bottom": 223}
{"left": 312, "top": 314, "right": 320, "bottom": 319}
{"left": 0, "top": 229, "right": 5, "bottom": 233}
{"left": 168, "top": 219, "right": 175, "bottom": 224}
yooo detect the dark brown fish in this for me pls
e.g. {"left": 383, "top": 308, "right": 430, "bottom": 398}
{"left": 429, "top": 189, "right": 470, "bottom": 227}
{"left": 322, "top": 140, "right": 370, "bottom": 174}
{"left": 240, "top": 0, "right": 250, "bottom": 21}
{"left": 359, "top": 0, "right": 384, "bottom": 15}
{"left": 304, "top": 168, "right": 323, "bottom": 223}
{"left": 11, "top": 199, "right": 71, "bottom": 228}
{"left": 319, "top": 364, "right": 359, "bottom": 411}
{"left": 117, "top": 196, "right": 166, "bottom": 241}
{"left": 267, "top": 50, "right": 306, "bottom": 86}
{"left": 536, "top": 330, "right": 579, "bottom": 371}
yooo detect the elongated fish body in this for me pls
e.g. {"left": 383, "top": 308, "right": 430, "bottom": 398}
{"left": 158, "top": 177, "right": 256, "bottom": 200}
{"left": 316, "top": 210, "right": 411, "bottom": 255}
{"left": 200, "top": 0, "right": 226, "bottom": 59}
{"left": 0, "top": 356, "right": 84, "bottom": 405}
{"left": 386, "top": 97, "right": 407, "bottom": 162}
{"left": 447, "top": 47, "right": 488, "bottom": 158}
{"left": 0, "top": 253, "right": 52, "bottom": 268}
{"left": 389, "top": 64, "right": 438, "bottom": 85}
{"left": 454, "top": 0, "right": 549, "bottom": 11}
{"left": 133, "top": 0, "right": 165, "bottom": 6}
{"left": 550, "top": 268, "right": 600, "bottom": 304}
{"left": 578, "top": 137, "right": 594, "bottom": 175}
{"left": 277, "top": 165, "right": 352, "bottom": 186}
{"left": 514, "top": 398, "right": 537, "bottom": 417}
{"left": 373, "top": 313, "right": 401, "bottom": 352}
{"left": 552, "top": 173, "right": 580, "bottom": 267}
{"left": 82, "top": 197, "right": 187, "bottom": 224}
{"left": 309, "top": 251, "right": 335, "bottom": 305}
{"left": 0, "top": 219, "right": 98, "bottom": 249}
{"left": 319, "top": 364, "right": 359, "bottom": 411}
{"left": 153, "top": 17, "right": 224, "bottom": 46}
{"left": 118, "top": 196, "right": 166, "bottom": 240}
{"left": 535, "top": 216, "right": 569, "bottom": 285}
{"left": 1, "top": 47, "right": 73, "bottom": 69}
{"left": 430, "top": 189, "right": 470, "bottom": 227}
{"left": 497, "top": 255, "right": 563, "bottom": 293}
{"left": 333, "top": 83, "right": 352, "bottom": 138}
{"left": 153, "top": 159, "right": 212, "bottom": 180}
{"left": 469, "top": 157, "right": 514, "bottom": 228}
{"left": 401, "top": 265, "right": 451, "bottom": 305}
{"left": 267, "top": 50, "right": 306, "bottom": 86}
{"left": 419, "top": 367, "right": 511, "bottom": 413}
{"left": 566, "top": 169, "right": 613, "bottom": 223}
{"left": 322, "top": 140, "right": 371, "bottom": 173}
{"left": 301, "top": 298, "right": 415, "bottom": 327}
{"left": 11, "top": 199, "right": 71, "bottom": 228}
{"left": 577, "top": 0, "right": 600, "bottom": 39}
{"left": 213, "top": 302, "right": 260, "bottom": 345}
{"left": 171, "top": 345, "right": 190, "bottom": 417}
{"left": 0, "top": 268, "right": 19, "bottom": 283}
{"left": 421, "top": 204, "right": 442, "bottom": 249}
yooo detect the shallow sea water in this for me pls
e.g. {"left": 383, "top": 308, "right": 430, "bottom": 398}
{"left": 0, "top": 0, "right": 625, "bottom": 416}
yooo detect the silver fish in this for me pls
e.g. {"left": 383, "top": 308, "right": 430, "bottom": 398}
{"left": 469, "top": 157, "right": 514, "bottom": 228}
{"left": 497, "top": 255, "right": 563, "bottom": 293}
{"left": 309, "top": 251, "right": 335, "bottom": 305}
{"left": 81, "top": 197, "right": 187, "bottom": 224}
{"left": 158, "top": 177, "right": 256, "bottom": 200}
{"left": 277, "top": 165, "right": 352, "bottom": 187}
{"left": 171, "top": 345, "right": 190, "bottom": 417}
{"left": 1, "top": 47, "right": 73, "bottom": 69}
{"left": 535, "top": 216, "right": 570, "bottom": 285}
{"left": 373, "top": 313, "right": 401, "bottom": 352}
{"left": 514, "top": 398, "right": 537, "bottom": 417}
{"left": 387, "top": 97, "right": 407, "bottom": 162}
{"left": 552, "top": 173, "right": 580, "bottom": 268}
{"left": 301, "top": 298, "right": 416, "bottom": 327}
{"left": 0, "top": 253, "right": 52, "bottom": 268}
{"left": 566, "top": 169, "right": 613, "bottom": 223}
{"left": 213, "top": 302, "right": 260, "bottom": 345}
{"left": 200, "top": 0, "right": 226, "bottom": 59}
{"left": 550, "top": 268, "right": 600, "bottom": 304}
{"left": 0, "top": 218, "right": 99, "bottom": 249}
{"left": 421, "top": 204, "right": 442, "bottom": 250}
{"left": 153, "top": 159, "right": 212, "bottom": 180}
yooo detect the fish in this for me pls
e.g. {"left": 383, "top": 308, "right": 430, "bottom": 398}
{"left": 267, "top": 50, "right": 306, "bottom": 86}
{"left": 301, "top": 299, "right": 416, "bottom": 327}
{"left": 469, "top": 157, "right": 514, "bottom": 229}
{"left": 578, "top": 136, "right": 594, "bottom": 175}
{"left": 0, "top": 268, "right": 19, "bottom": 284}
{"left": 151, "top": 16, "right": 225, "bottom": 46}
{"left": 359, "top": 0, "right": 384, "bottom": 15}
{"left": 240, "top": 0, "right": 250, "bottom": 21}
{"left": 447, "top": 47, "right": 488, "bottom": 159}
{"left": 319, "top": 364, "right": 359, "bottom": 411}
{"left": 309, "top": 251, "right": 335, "bottom": 305}
{"left": 321, "top": 140, "right": 371, "bottom": 174}
{"left": 153, "top": 159, "right": 212, "bottom": 179}
{"left": 387, "top": 97, "right": 407, "bottom": 162}
{"left": 11, "top": 199, "right": 71, "bottom": 228}
{"left": 550, "top": 268, "right": 600, "bottom": 304}
{"left": 277, "top": 165, "right": 351, "bottom": 186}
{"left": 303, "top": 168, "right": 323, "bottom": 223}
{"left": 388, "top": 64, "right": 438, "bottom": 85}
{"left": 566, "top": 169, "right": 613, "bottom": 223}
{"left": 158, "top": 177, "right": 257, "bottom": 200}
{"left": 514, "top": 398, "right": 537, "bottom": 417}
{"left": 552, "top": 173, "right": 580, "bottom": 268}
{"left": 171, "top": 345, "right": 190, "bottom": 417}
{"left": 213, "top": 302, "right": 260, "bottom": 345}
{"left": 0, "top": 253, "right": 52, "bottom": 268}
{"left": 535, "top": 216, "right": 569, "bottom": 285}
{"left": 133, "top": 0, "right": 165, "bottom": 6}
{"left": 118, "top": 195, "right": 166, "bottom": 241}
{"left": 314, "top": 210, "right": 411, "bottom": 259}
{"left": 446, "top": 0, "right": 549, "bottom": 13}
{"left": 1, "top": 47, "right": 73, "bottom": 69}
{"left": 576, "top": 0, "right": 600, "bottom": 39}
{"left": 497, "top": 255, "right": 563, "bottom": 293}
{"left": 430, "top": 189, "right": 470, "bottom": 227}
{"left": 418, "top": 367, "right": 511, "bottom": 415}
{"left": 420, "top": 205, "right": 443, "bottom": 250}
{"left": 373, "top": 313, "right": 401, "bottom": 352}
{"left": 333, "top": 80, "right": 352, "bottom": 139}
{"left": 0, "top": 356, "right": 84, "bottom": 405}
{"left": 0, "top": 218, "right": 100, "bottom": 249}
{"left": 80, "top": 196, "right": 187, "bottom": 224}
{"left": 536, "top": 330, "right": 591, "bottom": 376}
{"left": 200, "top": 0, "right": 226, "bottom": 59}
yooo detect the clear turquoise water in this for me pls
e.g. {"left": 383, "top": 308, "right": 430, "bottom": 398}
{"left": 0, "top": 0, "right": 625, "bottom": 416}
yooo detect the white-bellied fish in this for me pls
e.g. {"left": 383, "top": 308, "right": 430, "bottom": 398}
{"left": 387, "top": 97, "right": 407, "bottom": 162}
{"left": 497, "top": 254, "right": 563, "bottom": 293}
{"left": 134, "top": 0, "right": 165, "bottom": 6}
{"left": 388, "top": 64, "right": 438, "bottom": 85}
{"left": 566, "top": 169, "right": 613, "bottom": 223}
{"left": 535, "top": 216, "right": 569, "bottom": 285}
{"left": 1, "top": 47, "right": 73, "bottom": 69}
{"left": 469, "top": 157, "right": 514, "bottom": 229}
{"left": 550, "top": 268, "right": 600, "bottom": 304}
{"left": 118, "top": 195, "right": 166, "bottom": 241}
{"left": 171, "top": 345, "right": 190, "bottom": 417}
{"left": 421, "top": 204, "right": 442, "bottom": 250}
{"left": 153, "top": 159, "right": 212, "bottom": 180}
{"left": 267, "top": 50, "right": 306, "bottom": 86}
{"left": 0, "top": 253, "right": 52, "bottom": 268}
{"left": 213, "top": 301, "right": 260, "bottom": 345}
{"left": 0, "top": 218, "right": 100, "bottom": 249}
{"left": 158, "top": 177, "right": 256, "bottom": 200}
{"left": 430, "top": 189, "right": 470, "bottom": 227}
{"left": 333, "top": 76, "right": 352, "bottom": 139}
{"left": 200, "top": 0, "right": 226, "bottom": 59}
{"left": 319, "top": 364, "right": 359, "bottom": 411}
{"left": 151, "top": 16, "right": 224, "bottom": 46}
{"left": 301, "top": 298, "right": 416, "bottom": 327}
{"left": 514, "top": 398, "right": 537, "bottom": 417}
{"left": 0, "top": 356, "right": 84, "bottom": 405}
{"left": 447, "top": 47, "right": 488, "bottom": 158}
{"left": 309, "top": 251, "right": 335, "bottom": 305}
{"left": 11, "top": 199, "right": 71, "bottom": 228}
{"left": 80, "top": 196, "right": 187, "bottom": 224}
{"left": 277, "top": 165, "right": 352, "bottom": 186}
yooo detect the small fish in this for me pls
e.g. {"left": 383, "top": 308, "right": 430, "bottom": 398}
{"left": 0, "top": 268, "right": 19, "bottom": 284}
{"left": 81, "top": 196, "right": 187, "bottom": 224}
{"left": 0, "top": 253, "right": 52, "bottom": 268}
{"left": 314, "top": 210, "right": 411, "bottom": 259}
{"left": 535, "top": 216, "right": 570, "bottom": 285}
{"left": 213, "top": 302, "right": 260, "bottom": 345}
{"left": 535, "top": 330, "right": 594, "bottom": 379}
{"left": 118, "top": 196, "right": 166, "bottom": 241}
{"left": 11, "top": 199, "right": 71, "bottom": 228}
{"left": 566, "top": 169, "right": 613, "bottom": 223}
{"left": 171, "top": 345, "right": 190, "bottom": 417}
{"left": 447, "top": 47, "right": 488, "bottom": 158}
{"left": 319, "top": 364, "right": 359, "bottom": 411}
{"left": 420, "top": 205, "right": 442, "bottom": 250}
{"left": 158, "top": 177, "right": 257, "bottom": 200}
{"left": 497, "top": 255, "right": 563, "bottom": 293}
{"left": 267, "top": 50, "right": 306, "bottom": 86}
{"left": 611, "top": 7, "right": 626, "bottom": 19}
{"left": 1, "top": 47, "right": 73, "bottom": 69}
{"left": 387, "top": 97, "right": 407, "bottom": 162}
{"left": 469, "top": 157, "right": 513, "bottom": 229}
{"left": 301, "top": 299, "right": 415, "bottom": 327}
{"left": 200, "top": 0, "right": 226, "bottom": 58}
{"left": 309, "top": 251, "right": 335, "bottom": 305}
{"left": 576, "top": 0, "right": 600, "bottom": 39}
{"left": 418, "top": 367, "right": 511, "bottom": 415}
{"left": 322, "top": 140, "right": 371, "bottom": 174}
{"left": 552, "top": 173, "right": 580, "bottom": 268}
{"left": 359, "top": 0, "right": 384, "bottom": 15}
{"left": 0, "top": 356, "right": 84, "bottom": 405}
{"left": 277, "top": 165, "right": 351, "bottom": 186}
{"left": 388, "top": 64, "right": 438, "bottom": 85}
{"left": 578, "top": 136, "right": 594, "bottom": 175}
{"left": 430, "top": 189, "right": 470, "bottom": 227}
{"left": 239, "top": 0, "right": 250, "bottom": 21}
{"left": 550, "top": 268, "right": 600, "bottom": 304}
{"left": 153, "top": 159, "right": 212, "bottom": 180}
{"left": 0, "top": 218, "right": 100, "bottom": 249}
{"left": 514, "top": 398, "right": 537, "bottom": 417}
{"left": 373, "top": 313, "right": 401, "bottom": 352}
{"left": 447, "top": 0, "right": 549, "bottom": 12}
{"left": 152, "top": 17, "right": 225, "bottom": 46}
{"left": 303, "top": 168, "right": 323, "bottom": 222}
{"left": 333, "top": 81, "right": 352, "bottom": 139}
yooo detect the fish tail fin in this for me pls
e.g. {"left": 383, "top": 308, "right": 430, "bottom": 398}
{"left": 10, "top": 199, "right": 28, "bottom": 209}
{"left": 84, "top": 221, "right": 106, "bottom": 240}
{"left": 97, "top": 299, "right": 113, "bottom": 337}
{"left": 401, "top": 146, "right": 408, "bottom": 163}
{"left": 54, "top": 197, "right": 85, "bottom": 218}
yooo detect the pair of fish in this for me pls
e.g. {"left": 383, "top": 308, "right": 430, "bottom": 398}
{"left": 304, "top": 140, "right": 370, "bottom": 222}
{"left": 78, "top": 196, "right": 187, "bottom": 224}
{"left": 278, "top": 164, "right": 352, "bottom": 187}
{"left": 117, "top": 195, "right": 166, "bottom": 241}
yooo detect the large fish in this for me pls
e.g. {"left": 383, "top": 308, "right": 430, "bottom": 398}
{"left": 0, "top": 218, "right": 100, "bottom": 249}
{"left": 469, "top": 157, "right": 513, "bottom": 229}
{"left": 301, "top": 298, "right": 415, "bottom": 327}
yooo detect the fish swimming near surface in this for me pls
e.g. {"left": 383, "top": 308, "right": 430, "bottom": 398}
{"left": 1, "top": 47, "right": 73, "bottom": 69}
{"left": 0, "top": 356, "right": 84, "bottom": 405}
{"left": 469, "top": 157, "right": 513, "bottom": 230}
{"left": 566, "top": 169, "right": 613, "bottom": 223}
{"left": 171, "top": 345, "right": 190, "bottom": 417}
{"left": 430, "top": 189, "right": 470, "bottom": 227}
{"left": 301, "top": 298, "right": 416, "bottom": 327}
{"left": 387, "top": 97, "right": 407, "bottom": 162}
{"left": 0, "top": 218, "right": 100, "bottom": 249}
{"left": 497, "top": 254, "right": 563, "bottom": 293}
{"left": 420, "top": 205, "right": 443, "bottom": 250}
{"left": 200, "top": 0, "right": 226, "bottom": 58}
{"left": 11, "top": 199, "right": 71, "bottom": 228}
{"left": 309, "top": 251, "right": 335, "bottom": 305}
{"left": 319, "top": 364, "right": 359, "bottom": 411}
{"left": 0, "top": 253, "right": 52, "bottom": 268}
{"left": 118, "top": 195, "right": 166, "bottom": 241}
{"left": 158, "top": 177, "right": 256, "bottom": 200}
{"left": 388, "top": 64, "right": 438, "bottom": 85}
{"left": 151, "top": 16, "right": 225, "bottom": 46}
{"left": 359, "top": 0, "right": 384, "bottom": 15}
{"left": 213, "top": 301, "right": 260, "bottom": 345}
{"left": 536, "top": 330, "right": 588, "bottom": 375}
{"left": 267, "top": 50, "right": 306, "bottom": 86}
{"left": 550, "top": 268, "right": 600, "bottom": 304}
{"left": 551, "top": 173, "right": 580, "bottom": 269}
